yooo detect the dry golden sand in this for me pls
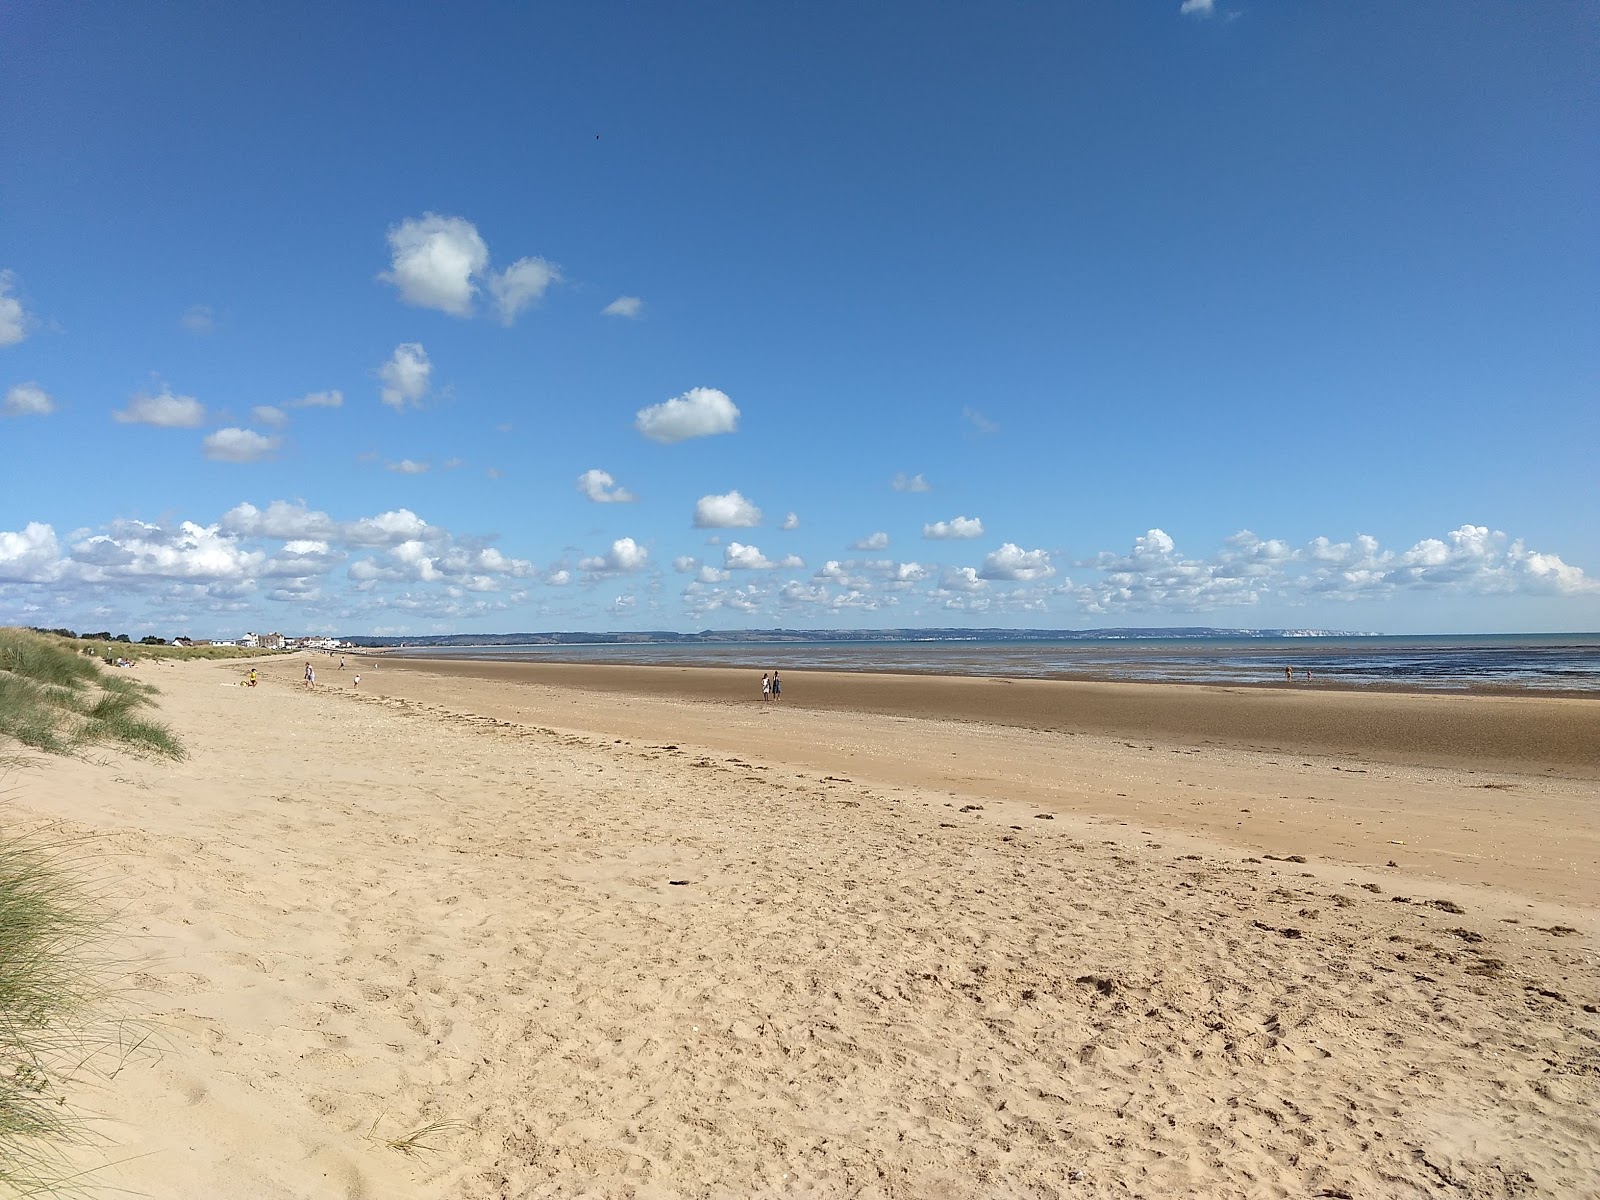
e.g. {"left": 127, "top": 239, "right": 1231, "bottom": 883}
{"left": 4, "top": 653, "right": 1597, "bottom": 1199}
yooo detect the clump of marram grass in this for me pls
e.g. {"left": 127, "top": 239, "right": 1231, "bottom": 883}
{"left": 0, "top": 829, "right": 133, "bottom": 1196}
{"left": 0, "top": 629, "right": 183, "bottom": 760}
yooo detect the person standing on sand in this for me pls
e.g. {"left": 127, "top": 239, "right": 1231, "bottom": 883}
{"left": 772, "top": 671, "right": 781, "bottom": 700}
{"left": 1285, "top": 666, "right": 1293, "bottom": 682}
{"left": 761, "top": 672, "right": 770, "bottom": 702}
{"left": 353, "top": 673, "right": 361, "bottom": 688}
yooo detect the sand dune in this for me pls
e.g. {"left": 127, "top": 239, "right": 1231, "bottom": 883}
{"left": 6, "top": 654, "right": 1596, "bottom": 1198}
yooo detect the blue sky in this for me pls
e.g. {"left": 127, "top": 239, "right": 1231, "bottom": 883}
{"left": 2, "top": 1, "right": 1596, "bottom": 637}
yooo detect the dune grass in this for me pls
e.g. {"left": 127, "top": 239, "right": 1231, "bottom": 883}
{"left": 54, "top": 637, "right": 273, "bottom": 664}
{"left": 0, "top": 829, "right": 120, "bottom": 1197}
{"left": 0, "top": 629, "right": 183, "bottom": 760}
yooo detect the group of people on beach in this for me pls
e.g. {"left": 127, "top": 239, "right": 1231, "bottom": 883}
{"left": 760, "top": 671, "right": 782, "bottom": 702}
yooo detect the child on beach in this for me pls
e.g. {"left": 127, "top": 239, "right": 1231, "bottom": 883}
{"left": 353, "top": 673, "right": 361, "bottom": 688}
{"left": 761, "top": 673, "right": 770, "bottom": 702}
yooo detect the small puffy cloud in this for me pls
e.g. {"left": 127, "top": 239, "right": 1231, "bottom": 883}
{"left": 698, "top": 564, "right": 732, "bottom": 583}
{"left": 940, "top": 566, "right": 988, "bottom": 593}
{"left": 1180, "top": 0, "right": 1215, "bottom": 16}
{"left": 2, "top": 382, "right": 53, "bottom": 417}
{"left": 379, "top": 343, "right": 431, "bottom": 410}
{"left": 671, "top": 555, "right": 698, "bottom": 573}
{"left": 380, "top": 213, "right": 488, "bottom": 316}
{"left": 289, "top": 389, "right": 343, "bottom": 409}
{"left": 203, "top": 428, "right": 280, "bottom": 463}
{"left": 724, "top": 542, "right": 780, "bottom": 570}
{"left": 814, "top": 560, "right": 868, "bottom": 588}
{"left": 636, "top": 387, "right": 739, "bottom": 443}
{"left": 0, "top": 271, "right": 30, "bottom": 346}
{"left": 980, "top": 543, "right": 1056, "bottom": 581}
{"left": 892, "top": 472, "right": 931, "bottom": 493}
{"left": 610, "top": 594, "right": 637, "bottom": 615}
{"left": 343, "top": 508, "right": 438, "bottom": 547}
{"left": 781, "top": 512, "right": 799, "bottom": 531}
{"left": 578, "top": 469, "right": 637, "bottom": 503}
{"left": 180, "top": 304, "right": 215, "bottom": 335}
{"left": 387, "top": 459, "right": 430, "bottom": 474}
{"left": 923, "top": 516, "right": 984, "bottom": 539}
{"left": 962, "top": 406, "right": 999, "bottom": 435}
{"left": 442, "top": 457, "right": 464, "bottom": 470}
{"left": 694, "top": 490, "right": 761, "bottom": 528}
{"left": 489, "top": 256, "right": 562, "bottom": 325}
{"left": 114, "top": 386, "right": 205, "bottom": 428}
{"left": 602, "top": 295, "right": 643, "bottom": 318}
{"left": 579, "top": 537, "right": 648, "bottom": 574}
{"left": 851, "top": 531, "right": 889, "bottom": 551}
{"left": 251, "top": 404, "right": 287, "bottom": 427}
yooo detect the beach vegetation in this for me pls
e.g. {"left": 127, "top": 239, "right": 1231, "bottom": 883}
{"left": 0, "top": 827, "right": 133, "bottom": 1197}
{"left": 0, "top": 628, "right": 184, "bottom": 759}
{"left": 367, "top": 1115, "right": 468, "bottom": 1156}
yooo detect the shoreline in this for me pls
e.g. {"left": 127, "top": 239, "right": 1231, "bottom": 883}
{"left": 369, "top": 655, "right": 1600, "bottom": 778}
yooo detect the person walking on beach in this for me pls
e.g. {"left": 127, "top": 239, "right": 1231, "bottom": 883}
{"left": 305, "top": 662, "right": 316, "bottom": 690}
{"left": 353, "top": 673, "right": 361, "bottom": 689}
{"left": 761, "top": 672, "right": 770, "bottom": 702}
{"left": 771, "top": 671, "right": 781, "bottom": 700}
{"left": 1284, "top": 666, "right": 1293, "bottom": 682}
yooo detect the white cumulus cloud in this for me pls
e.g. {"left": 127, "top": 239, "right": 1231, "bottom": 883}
{"left": 114, "top": 387, "right": 206, "bottom": 428}
{"left": 489, "top": 257, "right": 562, "bottom": 325}
{"left": 636, "top": 387, "right": 739, "bottom": 444}
{"left": 203, "top": 428, "right": 280, "bottom": 463}
{"left": 3, "top": 382, "right": 53, "bottom": 417}
{"left": 387, "top": 459, "right": 430, "bottom": 474}
{"left": 251, "top": 404, "right": 287, "bottom": 427}
{"left": 924, "top": 516, "right": 984, "bottom": 539}
{"left": 380, "top": 213, "right": 488, "bottom": 316}
{"left": 603, "top": 296, "right": 643, "bottom": 318}
{"left": 379, "top": 343, "right": 431, "bottom": 410}
{"left": 1180, "top": 0, "right": 1215, "bottom": 16}
{"left": 0, "top": 271, "right": 29, "bottom": 346}
{"left": 851, "top": 532, "right": 889, "bottom": 551}
{"left": 0, "top": 522, "right": 63, "bottom": 582}
{"left": 940, "top": 566, "right": 988, "bottom": 593}
{"left": 724, "top": 542, "right": 781, "bottom": 570}
{"left": 578, "top": 469, "right": 637, "bottom": 503}
{"left": 892, "top": 472, "right": 931, "bottom": 493}
{"left": 579, "top": 537, "right": 648, "bottom": 574}
{"left": 694, "top": 490, "right": 761, "bottom": 528}
{"left": 980, "top": 543, "right": 1056, "bottom": 582}
{"left": 782, "top": 512, "right": 799, "bottom": 531}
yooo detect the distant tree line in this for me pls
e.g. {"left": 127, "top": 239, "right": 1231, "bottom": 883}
{"left": 27, "top": 626, "right": 170, "bottom": 646}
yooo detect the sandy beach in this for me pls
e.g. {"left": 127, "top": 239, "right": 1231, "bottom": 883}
{"left": 5, "top": 653, "right": 1597, "bottom": 1198}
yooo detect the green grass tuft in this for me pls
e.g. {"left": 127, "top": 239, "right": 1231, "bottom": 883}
{"left": 0, "top": 831, "right": 122, "bottom": 1195}
{"left": 0, "top": 629, "right": 184, "bottom": 760}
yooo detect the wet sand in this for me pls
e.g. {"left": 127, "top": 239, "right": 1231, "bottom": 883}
{"left": 377, "top": 656, "right": 1600, "bottom": 774}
